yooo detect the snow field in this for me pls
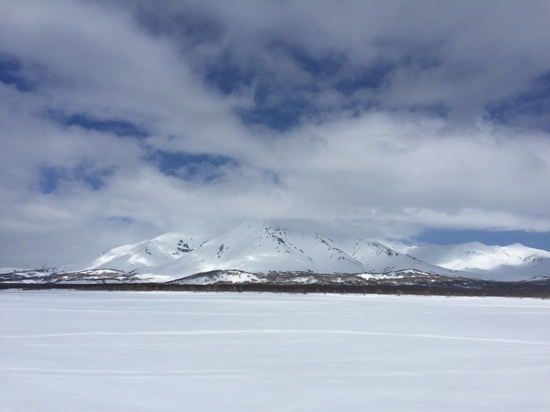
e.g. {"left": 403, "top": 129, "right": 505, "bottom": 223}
{"left": 1, "top": 291, "right": 550, "bottom": 411}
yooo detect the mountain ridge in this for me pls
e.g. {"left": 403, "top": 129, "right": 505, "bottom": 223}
{"left": 2, "top": 221, "right": 549, "bottom": 283}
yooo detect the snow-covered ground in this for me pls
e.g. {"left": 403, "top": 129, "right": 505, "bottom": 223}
{"left": 1, "top": 291, "right": 550, "bottom": 411}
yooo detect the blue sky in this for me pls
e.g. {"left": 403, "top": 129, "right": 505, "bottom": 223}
{"left": 0, "top": 0, "right": 549, "bottom": 267}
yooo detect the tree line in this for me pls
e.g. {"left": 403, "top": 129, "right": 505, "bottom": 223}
{"left": 2, "top": 282, "right": 550, "bottom": 298}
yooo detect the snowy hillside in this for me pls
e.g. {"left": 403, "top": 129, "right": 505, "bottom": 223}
{"left": 2, "top": 221, "right": 549, "bottom": 283}
{"left": 85, "top": 222, "right": 550, "bottom": 281}
{"left": 167, "top": 269, "right": 463, "bottom": 286}
{"left": 349, "top": 239, "right": 456, "bottom": 276}
{"left": 403, "top": 242, "right": 550, "bottom": 280}
{"left": 81, "top": 232, "right": 207, "bottom": 271}
{"left": 142, "top": 222, "right": 368, "bottom": 277}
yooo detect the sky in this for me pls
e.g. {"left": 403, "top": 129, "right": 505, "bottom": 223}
{"left": 1, "top": 0, "right": 550, "bottom": 267}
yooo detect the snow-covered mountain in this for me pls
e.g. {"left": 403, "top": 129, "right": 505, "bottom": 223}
{"left": 70, "top": 221, "right": 463, "bottom": 280}
{"left": 141, "top": 222, "right": 368, "bottom": 278}
{"left": 349, "top": 239, "right": 455, "bottom": 276}
{"left": 402, "top": 242, "right": 550, "bottom": 281}
{"left": 82, "top": 232, "right": 207, "bottom": 271}
{"left": 2, "top": 221, "right": 549, "bottom": 283}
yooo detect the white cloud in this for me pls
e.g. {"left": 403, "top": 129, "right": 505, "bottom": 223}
{"left": 0, "top": 0, "right": 549, "bottom": 266}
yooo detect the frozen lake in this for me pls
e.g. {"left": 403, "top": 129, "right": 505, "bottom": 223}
{"left": 1, "top": 291, "right": 550, "bottom": 411}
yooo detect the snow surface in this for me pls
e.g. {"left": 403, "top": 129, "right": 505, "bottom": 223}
{"left": 1, "top": 291, "right": 550, "bottom": 411}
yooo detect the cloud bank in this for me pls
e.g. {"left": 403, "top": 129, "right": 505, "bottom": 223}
{"left": 1, "top": 0, "right": 549, "bottom": 266}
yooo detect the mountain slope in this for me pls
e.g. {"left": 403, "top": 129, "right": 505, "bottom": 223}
{"left": 80, "top": 232, "right": 207, "bottom": 272}
{"left": 349, "top": 239, "right": 457, "bottom": 276}
{"left": 72, "top": 222, "right": 550, "bottom": 281}
{"left": 142, "top": 222, "right": 368, "bottom": 277}
{"left": 4, "top": 221, "right": 548, "bottom": 283}
{"left": 403, "top": 242, "right": 550, "bottom": 280}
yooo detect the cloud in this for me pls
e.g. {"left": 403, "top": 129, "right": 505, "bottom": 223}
{"left": 0, "top": 0, "right": 549, "bottom": 266}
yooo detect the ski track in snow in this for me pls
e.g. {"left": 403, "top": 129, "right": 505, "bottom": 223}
{"left": 3, "top": 329, "right": 550, "bottom": 347}
{"left": 3, "top": 364, "right": 550, "bottom": 379}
